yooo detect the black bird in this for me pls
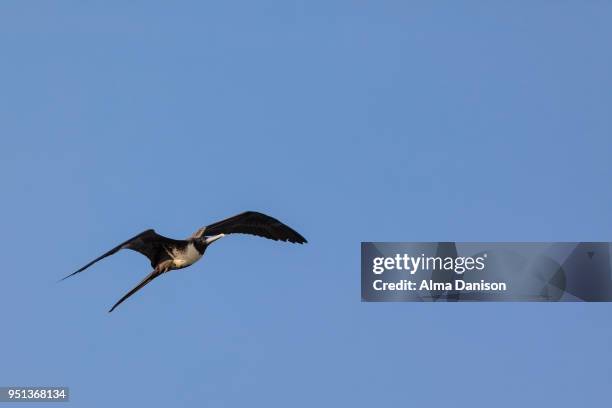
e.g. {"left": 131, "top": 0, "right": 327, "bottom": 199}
{"left": 62, "top": 211, "right": 307, "bottom": 312}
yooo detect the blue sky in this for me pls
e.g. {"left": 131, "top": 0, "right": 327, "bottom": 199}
{"left": 1, "top": 1, "right": 612, "bottom": 407}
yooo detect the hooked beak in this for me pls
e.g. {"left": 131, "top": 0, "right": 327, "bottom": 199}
{"left": 204, "top": 233, "right": 225, "bottom": 245}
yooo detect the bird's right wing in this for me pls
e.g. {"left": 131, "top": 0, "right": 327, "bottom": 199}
{"left": 61, "top": 229, "right": 177, "bottom": 281}
{"left": 196, "top": 211, "right": 307, "bottom": 244}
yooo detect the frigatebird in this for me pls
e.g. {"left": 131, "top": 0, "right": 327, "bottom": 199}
{"left": 62, "top": 211, "right": 307, "bottom": 312}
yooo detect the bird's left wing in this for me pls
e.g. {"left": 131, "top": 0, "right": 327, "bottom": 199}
{"left": 61, "top": 229, "right": 179, "bottom": 281}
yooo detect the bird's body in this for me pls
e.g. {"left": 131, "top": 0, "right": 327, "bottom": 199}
{"left": 62, "top": 211, "right": 306, "bottom": 312}
{"left": 169, "top": 241, "right": 204, "bottom": 269}
{"left": 160, "top": 233, "right": 223, "bottom": 269}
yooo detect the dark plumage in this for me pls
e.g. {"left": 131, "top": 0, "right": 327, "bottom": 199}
{"left": 62, "top": 211, "right": 306, "bottom": 312}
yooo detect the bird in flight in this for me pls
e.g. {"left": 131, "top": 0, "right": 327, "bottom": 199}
{"left": 62, "top": 211, "right": 307, "bottom": 312}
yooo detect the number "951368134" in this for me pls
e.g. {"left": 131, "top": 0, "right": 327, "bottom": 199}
{"left": 1, "top": 387, "right": 68, "bottom": 402}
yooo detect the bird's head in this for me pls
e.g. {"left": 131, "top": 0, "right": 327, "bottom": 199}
{"left": 189, "top": 227, "right": 207, "bottom": 240}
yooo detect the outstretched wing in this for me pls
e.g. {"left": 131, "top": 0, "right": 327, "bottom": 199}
{"left": 61, "top": 229, "right": 180, "bottom": 281}
{"left": 197, "top": 211, "right": 307, "bottom": 244}
{"left": 108, "top": 269, "right": 162, "bottom": 312}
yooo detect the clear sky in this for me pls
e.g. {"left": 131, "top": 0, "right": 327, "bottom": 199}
{"left": 1, "top": 1, "right": 612, "bottom": 407}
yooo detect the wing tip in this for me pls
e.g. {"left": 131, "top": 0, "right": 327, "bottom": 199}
{"left": 58, "top": 270, "right": 81, "bottom": 282}
{"left": 287, "top": 234, "right": 307, "bottom": 244}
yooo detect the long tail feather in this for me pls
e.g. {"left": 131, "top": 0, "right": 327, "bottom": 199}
{"left": 108, "top": 270, "right": 161, "bottom": 313}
